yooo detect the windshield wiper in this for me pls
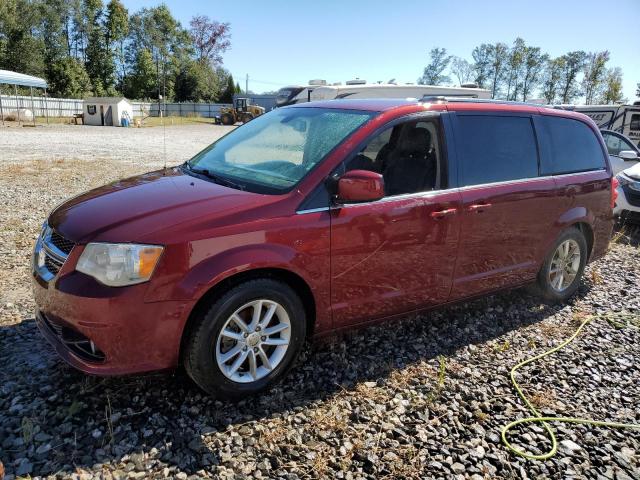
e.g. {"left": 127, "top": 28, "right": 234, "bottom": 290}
{"left": 183, "top": 163, "right": 246, "bottom": 191}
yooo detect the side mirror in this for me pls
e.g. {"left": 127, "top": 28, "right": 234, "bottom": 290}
{"left": 336, "top": 170, "right": 385, "bottom": 203}
{"left": 620, "top": 150, "right": 639, "bottom": 160}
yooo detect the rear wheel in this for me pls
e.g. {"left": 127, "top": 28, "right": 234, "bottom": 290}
{"left": 535, "top": 227, "right": 588, "bottom": 303}
{"left": 242, "top": 113, "right": 254, "bottom": 124}
{"left": 220, "top": 113, "right": 234, "bottom": 125}
{"left": 184, "top": 279, "right": 306, "bottom": 399}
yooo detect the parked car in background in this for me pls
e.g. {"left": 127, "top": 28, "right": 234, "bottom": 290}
{"left": 32, "top": 98, "right": 615, "bottom": 398}
{"left": 601, "top": 129, "right": 640, "bottom": 175}
{"left": 615, "top": 162, "right": 640, "bottom": 224}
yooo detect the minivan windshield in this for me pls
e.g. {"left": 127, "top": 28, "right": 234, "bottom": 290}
{"left": 186, "top": 107, "right": 373, "bottom": 194}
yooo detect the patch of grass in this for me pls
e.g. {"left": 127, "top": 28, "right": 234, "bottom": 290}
{"left": 134, "top": 115, "right": 220, "bottom": 127}
{"left": 104, "top": 394, "right": 114, "bottom": 445}
{"left": 67, "top": 400, "right": 83, "bottom": 418}
{"left": 310, "top": 402, "right": 349, "bottom": 434}
{"left": 21, "top": 416, "right": 34, "bottom": 443}
{"left": 475, "top": 409, "right": 489, "bottom": 423}
{"left": 538, "top": 321, "right": 572, "bottom": 340}
{"left": 530, "top": 389, "right": 557, "bottom": 410}
{"left": 611, "top": 228, "right": 628, "bottom": 245}
{"left": 493, "top": 340, "right": 511, "bottom": 352}
{"left": 436, "top": 355, "right": 446, "bottom": 390}
{"left": 425, "top": 355, "right": 447, "bottom": 403}
{"left": 381, "top": 443, "right": 423, "bottom": 479}
{"left": 35, "top": 116, "right": 76, "bottom": 124}
{"left": 309, "top": 444, "right": 331, "bottom": 477}
{"left": 590, "top": 269, "right": 604, "bottom": 285}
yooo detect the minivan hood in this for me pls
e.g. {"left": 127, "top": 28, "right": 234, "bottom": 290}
{"left": 48, "top": 168, "right": 279, "bottom": 243}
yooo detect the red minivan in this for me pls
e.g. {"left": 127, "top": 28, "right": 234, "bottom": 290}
{"left": 32, "top": 98, "right": 615, "bottom": 398}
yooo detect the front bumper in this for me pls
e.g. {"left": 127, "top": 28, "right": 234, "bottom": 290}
{"left": 32, "top": 250, "right": 193, "bottom": 376}
{"left": 614, "top": 184, "right": 640, "bottom": 220}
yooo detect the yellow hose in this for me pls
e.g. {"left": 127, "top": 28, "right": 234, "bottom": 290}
{"left": 502, "top": 312, "right": 640, "bottom": 460}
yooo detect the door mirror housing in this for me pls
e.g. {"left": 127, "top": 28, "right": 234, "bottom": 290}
{"left": 336, "top": 170, "right": 385, "bottom": 203}
{"left": 619, "top": 150, "right": 639, "bottom": 160}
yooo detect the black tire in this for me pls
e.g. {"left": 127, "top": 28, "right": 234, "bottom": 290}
{"left": 220, "top": 113, "right": 234, "bottom": 126}
{"left": 242, "top": 113, "right": 254, "bottom": 124}
{"left": 535, "top": 227, "right": 588, "bottom": 303}
{"left": 184, "top": 279, "right": 306, "bottom": 399}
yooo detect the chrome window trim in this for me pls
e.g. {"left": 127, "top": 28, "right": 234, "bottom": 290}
{"left": 456, "top": 169, "right": 607, "bottom": 192}
{"left": 315, "top": 168, "right": 609, "bottom": 209}
{"left": 296, "top": 207, "right": 331, "bottom": 215}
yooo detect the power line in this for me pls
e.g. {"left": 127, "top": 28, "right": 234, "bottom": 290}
{"left": 232, "top": 75, "right": 285, "bottom": 87}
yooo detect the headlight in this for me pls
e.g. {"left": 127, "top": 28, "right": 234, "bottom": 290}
{"left": 616, "top": 174, "right": 630, "bottom": 186}
{"left": 77, "top": 243, "right": 164, "bottom": 287}
{"left": 616, "top": 173, "right": 640, "bottom": 191}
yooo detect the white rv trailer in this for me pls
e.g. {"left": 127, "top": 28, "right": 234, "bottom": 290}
{"left": 276, "top": 80, "right": 328, "bottom": 107}
{"left": 310, "top": 82, "right": 491, "bottom": 102}
{"left": 276, "top": 80, "right": 491, "bottom": 107}
{"left": 554, "top": 103, "right": 640, "bottom": 146}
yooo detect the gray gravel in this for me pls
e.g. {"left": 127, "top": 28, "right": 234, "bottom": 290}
{"left": 0, "top": 123, "right": 233, "bottom": 166}
{"left": 0, "top": 126, "right": 639, "bottom": 479}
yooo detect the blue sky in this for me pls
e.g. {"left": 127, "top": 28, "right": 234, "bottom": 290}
{"left": 121, "top": 0, "right": 640, "bottom": 101}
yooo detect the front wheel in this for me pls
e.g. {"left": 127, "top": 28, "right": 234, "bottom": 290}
{"left": 220, "top": 113, "right": 234, "bottom": 125}
{"left": 184, "top": 279, "right": 306, "bottom": 399}
{"left": 535, "top": 227, "right": 588, "bottom": 303}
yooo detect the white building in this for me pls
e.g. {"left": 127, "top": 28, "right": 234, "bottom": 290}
{"left": 83, "top": 97, "right": 133, "bottom": 126}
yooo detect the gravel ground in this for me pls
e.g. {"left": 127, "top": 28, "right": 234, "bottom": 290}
{"left": 1, "top": 126, "right": 639, "bottom": 479}
{"left": 0, "top": 123, "right": 233, "bottom": 166}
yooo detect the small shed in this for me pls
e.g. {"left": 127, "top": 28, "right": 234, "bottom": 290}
{"left": 83, "top": 97, "right": 133, "bottom": 126}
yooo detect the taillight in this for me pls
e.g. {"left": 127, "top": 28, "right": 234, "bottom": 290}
{"left": 611, "top": 177, "right": 619, "bottom": 209}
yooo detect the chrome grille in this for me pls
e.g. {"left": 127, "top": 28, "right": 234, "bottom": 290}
{"left": 623, "top": 185, "right": 640, "bottom": 207}
{"left": 50, "top": 230, "right": 74, "bottom": 255}
{"left": 44, "top": 253, "right": 64, "bottom": 275}
{"left": 34, "top": 224, "right": 74, "bottom": 281}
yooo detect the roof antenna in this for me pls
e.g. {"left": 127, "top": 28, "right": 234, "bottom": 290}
{"left": 160, "top": 51, "right": 168, "bottom": 173}
{"left": 161, "top": 93, "right": 167, "bottom": 172}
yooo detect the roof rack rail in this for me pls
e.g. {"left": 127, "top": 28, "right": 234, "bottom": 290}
{"left": 419, "top": 96, "right": 543, "bottom": 107}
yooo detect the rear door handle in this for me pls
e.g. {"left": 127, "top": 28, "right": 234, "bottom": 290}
{"left": 430, "top": 208, "right": 457, "bottom": 219}
{"left": 467, "top": 203, "right": 492, "bottom": 213}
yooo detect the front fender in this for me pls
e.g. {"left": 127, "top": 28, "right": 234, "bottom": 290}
{"left": 176, "top": 243, "right": 312, "bottom": 301}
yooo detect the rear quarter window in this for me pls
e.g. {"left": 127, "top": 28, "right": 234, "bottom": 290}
{"left": 541, "top": 116, "right": 606, "bottom": 175}
{"left": 455, "top": 115, "right": 538, "bottom": 187}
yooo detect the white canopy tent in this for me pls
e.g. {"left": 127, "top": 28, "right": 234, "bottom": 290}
{"left": 0, "top": 69, "right": 49, "bottom": 126}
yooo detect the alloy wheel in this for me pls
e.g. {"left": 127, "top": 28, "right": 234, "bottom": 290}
{"left": 215, "top": 299, "right": 291, "bottom": 383}
{"left": 548, "top": 239, "right": 581, "bottom": 292}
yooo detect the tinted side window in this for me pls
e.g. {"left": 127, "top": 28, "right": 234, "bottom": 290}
{"left": 456, "top": 115, "right": 538, "bottom": 187}
{"left": 630, "top": 114, "right": 640, "bottom": 132}
{"left": 343, "top": 120, "right": 441, "bottom": 196}
{"left": 543, "top": 116, "right": 605, "bottom": 174}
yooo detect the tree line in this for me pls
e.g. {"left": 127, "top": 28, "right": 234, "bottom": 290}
{"left": 0, "top": 0, "right": 242, "bottom": 102}
{"left": 418, "top": 39, "right": 631, "bottom": 104}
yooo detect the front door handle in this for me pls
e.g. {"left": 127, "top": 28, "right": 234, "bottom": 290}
{"left": 467, "top": 203, "right": 492, "bottom": 213}
{"left": 430, "top": 208, "right": 457, "bottom": 219}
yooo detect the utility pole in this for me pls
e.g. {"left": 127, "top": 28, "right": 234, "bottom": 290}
{"left": 245, "top": 74, "right": 249, "bottom": 95}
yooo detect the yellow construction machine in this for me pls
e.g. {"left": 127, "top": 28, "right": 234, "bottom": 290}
{"left": 216, "top": 98, "right": 265, "bottom": 125}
